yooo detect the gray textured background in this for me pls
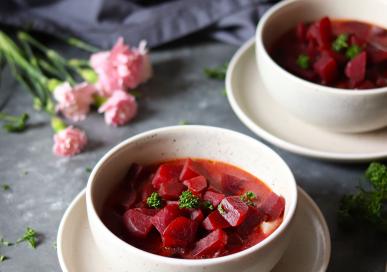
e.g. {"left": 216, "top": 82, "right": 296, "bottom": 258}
{"left": 0, "top": 41, "right": 386, "bottom": 272}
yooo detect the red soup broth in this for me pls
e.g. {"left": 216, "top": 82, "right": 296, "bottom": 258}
{"left": 270, "top": 16, "right": 387, "bottom": 89}
{"left": 101, "top": 158, "right": 285, "bottom": 259}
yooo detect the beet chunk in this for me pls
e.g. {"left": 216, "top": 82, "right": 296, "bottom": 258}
{"left": 202, "top": 210, "right": 230, "bottom": 231}
{"left": 260, "top": 193, "right": 285, "bottom": 221}
{"left": 151, "top": 204, "right": 181, "bottom": 234}
{"left": 152, "top": 164, "right": 182, "bottom": 189}
{"left": 307, "top": 17, "right": 332, "bottom": 49}
{"left": 162, "top": 217, "right": 198, "bottom": 248}
{"left": 191, "top": 229, "right": 228, "bottom": 258}
{"left": 221, "top": 174, "right": 245, "bottom": 195}
{"left": 158, "top": 178, "right": 185, "bottom": 200}
{"left": 219, "top": 196, "right": 249, "bottom": 227}
{"left": 183, "top": 175, "right": 207, "bottom": 194}
{"left": 237, "top": 206, "right": 264, "bottom": 238}
{"left": 203, "top": 190, "right": 225, "bottom": 208}
{"left": 179, "top": 159, "right": 200, "bottom": 181}
{"left": 314, "top": 53, "right": 338, "bottom": 84}
{"left": 190, "top": 209, "right": 204, "bottom": 223}
{"left": 345, "top": 51, "right": 367, "bottom": 84}
{"left": 123, "top": 208, "right": 156, "bottom": 238}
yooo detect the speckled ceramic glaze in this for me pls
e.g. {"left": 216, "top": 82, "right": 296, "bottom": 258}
{"left": 256, "top": 0, "right": 387, "bottom": 133}
{"left": 85, "top": 126, "right": 298, "bottom": 272}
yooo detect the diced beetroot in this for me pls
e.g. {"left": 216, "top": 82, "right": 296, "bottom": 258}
{"left": 367, "top": 44, "right": 387, "bottom": 64}
{"left": 203, "top": 191, "right": 225, "bottom": 208}
{"left": 202, "top": 210, "right": 230, "bottom": 231}
{"left": 345, "top": 51, "right": 367, "bottom": 84}
{"left": 123, "top": 208, "right": 155, "bottom": 238}
{"left": 183, "top": 175, "right": 207, "bottom": 194}
{"left": 151, "top": 204, "right": 180, "bottom": 234}
{"left": 356, "top": 80, "right": 375, "bottom": 89}
{"left": 179, "top": 159, "right": 200, "bottom": 181}
{"left": 314, "top": 53, "right": 338, "bottom": 84}
{"left": 221, "top": 174, "right": 245, "bottom": 195}
{"left": 126, "top": 163, "right": 144, "bottom": 183}
{"left": 158, "top": 178, "right": 185, "bottom": 200}
{"left": 376, "top": 77, "right": 387, "bottom": 87}
{"left": 307, "top": 17, "right": 332, "bottom": 49}
{"left": 226, "top": 231, "right": 243, "bottom": 249}
{"left": 141, "top": 181, "right": 155, "bottom": 202}
{"left": 259, "top": 193, "right": 285, "bottom": 221}
{"left": 191, "top": 229, "right": 228, "bottom": 258}
{"left": 349, "top": 34, "right": 366, "bottom": 47}
{"left": 296, "top": 22, "right": 307, "bottom": 42}
{"left": 162, "top": 217, "right": 198, "bottom": 248}
{"left": 237, "top": 206, "right": 264, "bottom": 238}
{"left": 152, "top": 164, "right": 182, "bottom": 189}
{"left": 219, "top": 196, "right": 249, "bottom": 227}
{"left": 190, "top": 209, "right": 204, "bottom": 223}
{"left": 118, "top": 193, "right": 138, "bottom": 212}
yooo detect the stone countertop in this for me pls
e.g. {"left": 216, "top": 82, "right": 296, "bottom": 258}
{"left": 0, "top": 41, "right": 386, "bottom": 272}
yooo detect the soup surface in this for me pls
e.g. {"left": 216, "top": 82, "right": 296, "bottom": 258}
{"left": 270, "top": 17, "right": 387, "bottom": 89}
{"left": 101, "top": 158, "right": 285, "bottom": 259}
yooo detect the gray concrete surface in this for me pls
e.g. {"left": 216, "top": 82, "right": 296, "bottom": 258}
{"left": 0, "top": 41, "right": 386, "bottom": 272}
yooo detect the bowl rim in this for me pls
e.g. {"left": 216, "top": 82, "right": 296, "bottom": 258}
{"left": 86, "top": 125, "right": 298, "bottom": 266}
{"left": 256, "top": 0, "right": 387, "bottom": 95}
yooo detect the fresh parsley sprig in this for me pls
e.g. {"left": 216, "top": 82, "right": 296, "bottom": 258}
{"left": 204, "top": 63, "right": 228, "bottom": 80}
{"left": 17, "top": 227, "right": 38, "bottom": 249}
{"left": 338, "top": 162, "right": 387, "bottom": 232}
{"left": 147, "top": 192, "right": 162, "bottom": 209}
{"left": 240, "top": 191, "right": 256, "bottom": 206}
{"left": 178, "top": 190, "right": 200, "bottom": 209}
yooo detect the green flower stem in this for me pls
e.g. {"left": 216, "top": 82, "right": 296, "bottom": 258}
{"left": 66, "top": 37, "right": 99, "bottom": 53}
{"left": 67, "top": 59, "right": 91, "bottom": 68}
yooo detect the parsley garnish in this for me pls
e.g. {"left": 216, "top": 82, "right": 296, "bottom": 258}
{"left": 17, "top": 227, "right": 38, "bottom": 249}
{"left": 338, "top": 162, "right": 387, "bottom": 232}
{"left": 0, "top": 238, "right": 13, "bottom": 246}
{"left": 296, "top": 54, "right": 310, "bottom": 69}
{"left": 217, "top": 204, "right": 226, "bottom": 215}
{"left": 1, "top": 184, "right": 10, "bottom": 191}
{"left": 240, "top": 191, "right": 256, "bottom": 206}
{"left": 178, "top": 190, "right": 200, "bottom": 209}
{"left": 203, "top": 200, "right": 214, "bottom": 211}
{"left": 147, "top": 192, "right": 162, "bottom": 209}
{"left": 0, "top": 255, "right": 7, "bottom": 262}
{"left": 332, "top": 34, "right": 348, "bottom": 52}
{"left": 204, "top": 63, "right": 228, "bottom": 80}
{"left": 346, "top": 45, "right": 362, "bottom": 59}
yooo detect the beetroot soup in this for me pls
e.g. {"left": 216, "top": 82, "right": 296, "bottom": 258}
{"left": 101, "top": 158, "right": 285, "bottom": 259}
{"left": 270, "top": 16, "right": 387, "bottom": 89}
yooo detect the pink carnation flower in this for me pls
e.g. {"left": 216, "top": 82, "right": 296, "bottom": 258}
{"left": 54, "top": 82, "right": 96, "bottom": 121}
{"left": 90, "top": 38, "right": 152, "bottom": 97}
{"left": 98, "top": 91, "right": 137, "bottom": 126}
{"left": 53, "top": 127, "right": 87, "bottom": 157}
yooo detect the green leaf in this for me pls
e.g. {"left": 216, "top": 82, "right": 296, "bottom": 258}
{"left": 66, "top": 37, "right": 99, "bottom": 53}
{"left": 147, "top": 192, "right": 163, "bottom": 209}
{"left": 17, "top": 227, "right": 38, "bottom": 249}
{"left": 85, "top": 167, "right": 92, "bottom": 173}
{"left": 217, "top": 204, "right": 226, "bottom": 215}
{"left": 202, "top": 200, "right": 214, "bottom": 211}
{"left": 297, "top": 54, "right": 310, "bottom": 69}
{"left": 0, "top": 255, "right": 7, "bottom": 262}
{"left": 1, "top": 184, "right": 10, "bottom": 191}
{"left": 332, "top": 34, "right": 348, "bottom": 52}
{"left": 0, "top": 238, "right": 13, "bottom": 246}
{"left": 346, "top": 45, "right": 362, "bottom": 59}
{"left": 204, "top": 63, "right": 228, "bottom": 80}
{"left": 0, "top": 112, "right": 29, "bottom": 133}
{"left": 178, "top": 191, "right": 200, "bottom": 209}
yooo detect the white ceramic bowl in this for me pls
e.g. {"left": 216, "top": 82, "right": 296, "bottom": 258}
{"left": 86, "top": 126, "right": 297, "bottom": 272}
{"left": 256, "top": 0, "right": 387, "bottom": 133}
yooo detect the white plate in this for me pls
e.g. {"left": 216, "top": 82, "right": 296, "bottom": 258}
{"left": 226, "top": 39, "right": 387, "bottom": 162}
{"left": 57, "top": 187, "right": 331, "bottom": 272}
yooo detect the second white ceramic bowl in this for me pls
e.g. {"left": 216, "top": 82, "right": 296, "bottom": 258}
{"left": 256, "top": 0, "right": 387, "bottom": 133}
{"left": 86, "top": 126, "right": 297, "bottom": 272}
